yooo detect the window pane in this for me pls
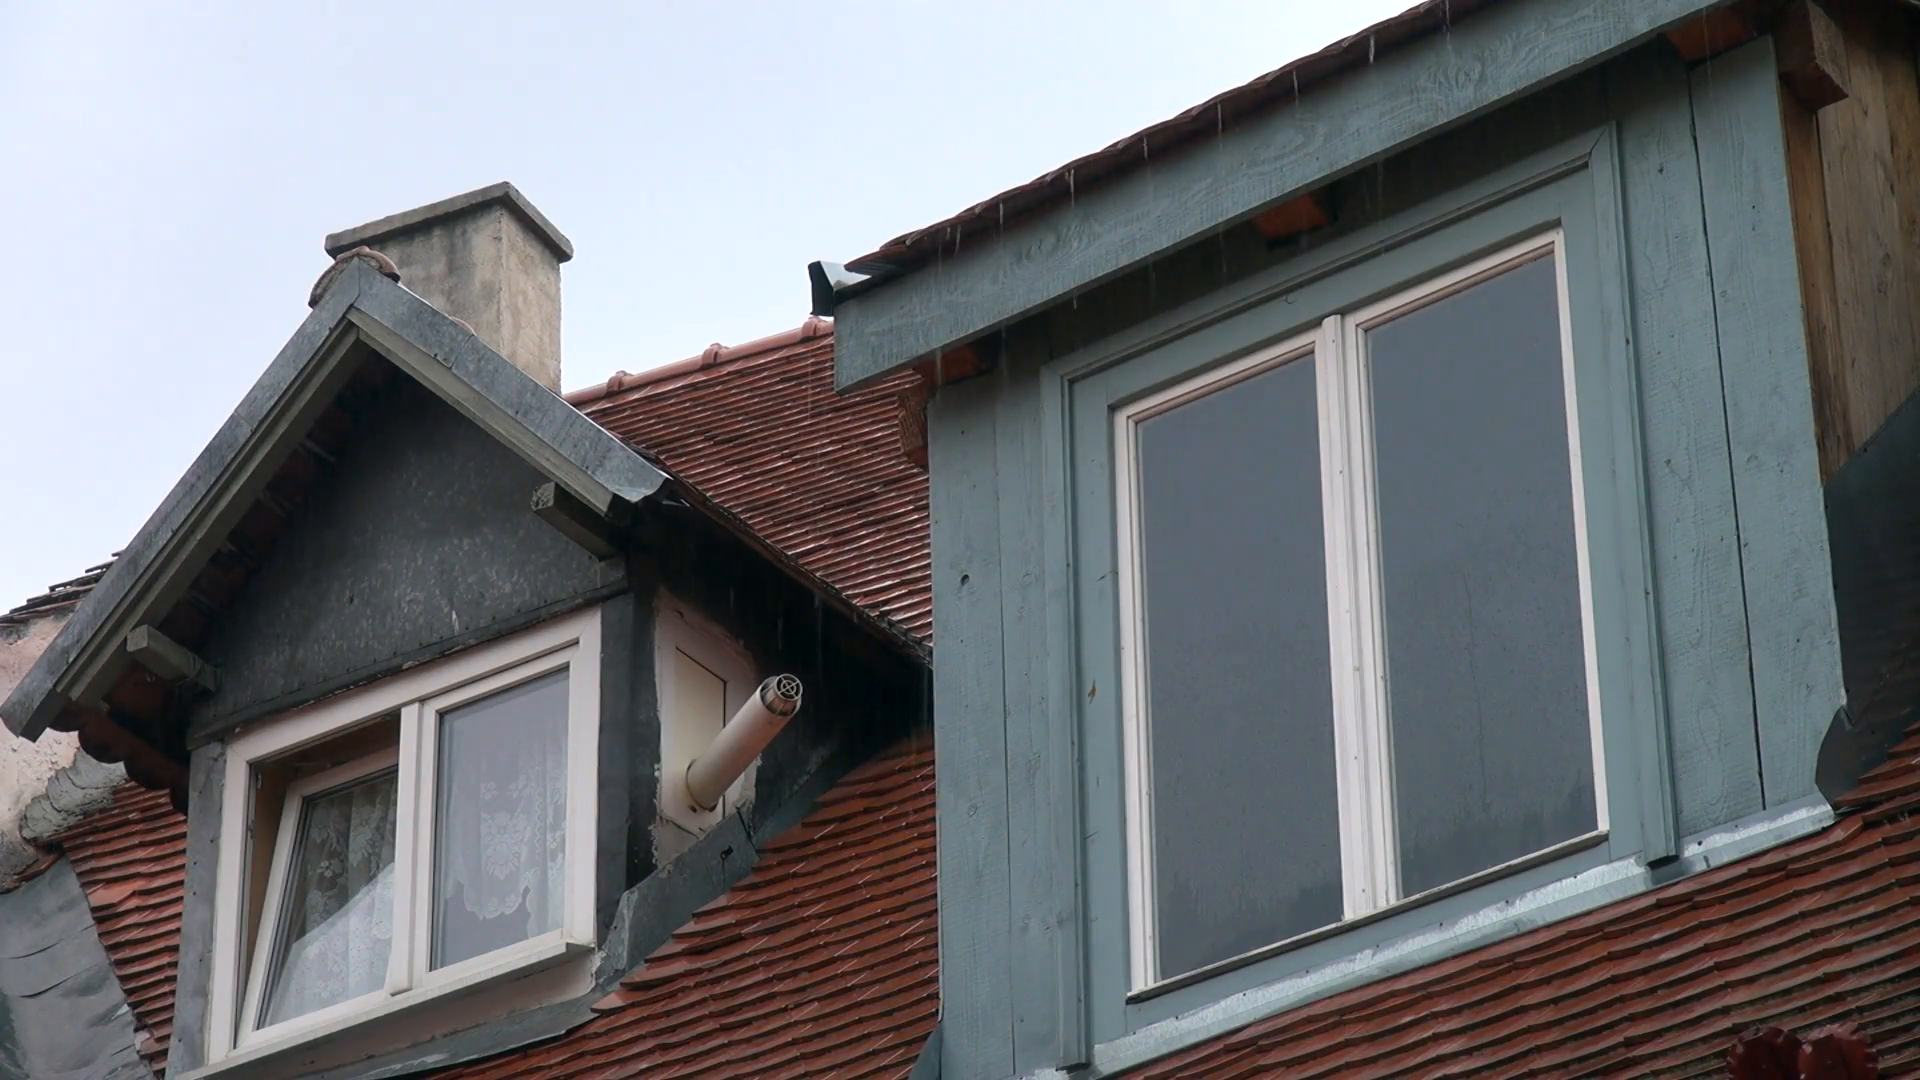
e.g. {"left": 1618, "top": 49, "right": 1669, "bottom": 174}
{"left": 260, "top": 769, "right": 398, "bottom": 1029}
{"left": 1367, "top": 253, "right": 1597, "bottom": 898}
{"left": 1134, "top": 354, "right": 1342, "bottom": 979}
{"left": 433, "top": 668, "right": 569, "bottom": 969}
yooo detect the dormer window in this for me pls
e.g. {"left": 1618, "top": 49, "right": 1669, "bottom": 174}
{"left": 1111, "top": 232, "right": 1608, "bottom": 987}
{"left": 206, "top": 608, "right": 601, "bottom": 1064}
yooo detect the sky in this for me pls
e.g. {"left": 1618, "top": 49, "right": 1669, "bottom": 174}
{"left": 0, "top": 0, "right": 1412, "bottom": 612}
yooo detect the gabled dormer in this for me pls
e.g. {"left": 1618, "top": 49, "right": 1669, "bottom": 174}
{"left": 1, "top": 184, "right": 926, "bottom": 1079}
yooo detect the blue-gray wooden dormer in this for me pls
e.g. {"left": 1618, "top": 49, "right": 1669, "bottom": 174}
{"left": 817, "top": 2, "right": 1920, "bottom": 1076}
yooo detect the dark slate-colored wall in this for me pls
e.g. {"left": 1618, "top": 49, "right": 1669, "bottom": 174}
{"left": 625, "top": 502, "right": 928, "bottom": 878}
{"left": 1820, "top": 384, "right": 1920, "bottom": 798}
{"left": 188, "top": 368, "right": 621, "bottom": 740}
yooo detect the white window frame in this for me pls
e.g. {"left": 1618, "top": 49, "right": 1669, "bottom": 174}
{"left": 235, "top": 745, "right": 400, "bottom": 1041}
{"left": 1114, "top": 232, "right": 1608, "bottom": 991}
{"left": 206, "top": 607, "right": 601, "bottom": 1064}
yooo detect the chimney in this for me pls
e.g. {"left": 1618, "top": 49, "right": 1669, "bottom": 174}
{"left": 325, "top": 182, "right": 573, "bottom": 391}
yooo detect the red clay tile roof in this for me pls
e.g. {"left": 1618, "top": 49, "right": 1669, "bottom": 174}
{"left": 432, "top": 738, "right": 938, "bottom": 1080}
{"left": 0, "top": 556, "right": 116, "bottom": 628}
{"left": 49, "top": 783, "right": 188, "bottom": 1075}
{"left": 573, "top": 324, "right": 932, "bottom": 642}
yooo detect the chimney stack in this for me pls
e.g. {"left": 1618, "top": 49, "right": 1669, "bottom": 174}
{"left": 325, "top": 182, "right": 573, "bottom": 391}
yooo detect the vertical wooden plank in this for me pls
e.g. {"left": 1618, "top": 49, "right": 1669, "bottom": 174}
{"left": 1815, "top": 1, "right": 1920, "bottom": 454}
{"left": 926, "top": 376, "right": 1016, "bottom": 1079}
{"left": 1778, "top": 85, "right": 1852, "bottom": 481}
{"left": 1607, "top": 47, "right": 1765, "bottom": 836}
{"left": 999, "top": 357, "right": 1086, "bottom": 1071}
{"left": 168, "top": 742, "right": 227, "bottom": 1074}
{"left": 1690, "top": 38, "right": 1847, "bottom": 807}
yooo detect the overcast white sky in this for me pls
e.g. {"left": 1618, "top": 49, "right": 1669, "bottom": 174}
{"left": 0, "top": 1, "right": 1410, "bottom": 611}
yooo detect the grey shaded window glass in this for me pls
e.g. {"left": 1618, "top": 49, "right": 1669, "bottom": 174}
{"left": 1366, "top": 254, "right": 1597, "bottom": 899}
{"left": 259, "top": 768, "right": 398, "bottom": 1028}
{"left": 1134, "top": 353, "right": 1342, "bottom": 979}
{"left": 432, "top": 668, "right": 570, "bottom": 969}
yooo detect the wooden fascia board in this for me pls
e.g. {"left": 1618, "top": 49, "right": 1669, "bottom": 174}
{"left": 830, "top": 0, "right": 1736, "bottom": 390}
{"left": 1, "top": 271, "right": 371, "bottom": 739}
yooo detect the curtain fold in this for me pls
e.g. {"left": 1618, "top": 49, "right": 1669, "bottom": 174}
{"left": 260, "top": 770, "right": 398, "bottom": 1029}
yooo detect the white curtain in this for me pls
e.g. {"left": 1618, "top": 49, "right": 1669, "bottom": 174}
{"left": 433, "top": 670, "right": 569, "bottom": 967}
{"left": 261, "top": 772, "right": 397, "bottom": 1029}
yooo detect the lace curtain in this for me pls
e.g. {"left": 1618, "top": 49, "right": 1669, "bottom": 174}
{"left": 432, "top": 669, "right": 570, "bottom": 969}
{"left": 260, "top": 770, "right": 397, "bottom": 1029}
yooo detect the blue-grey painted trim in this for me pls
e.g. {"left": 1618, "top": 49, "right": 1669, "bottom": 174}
{"left": 1605, "top": 45, "right": 1764, "bottom": 837}
{"left": 1083, "top": 799, "right": 1834, "bottom": 1077}
{"left": 927, "top": 375, "right": 1017, "bottom": 1080}
{"left": 1000, "top": 372, "right": 1088, "bottom": 1071}
{"left": 1, "top": 258, "right": 669, "bottom": 742}
{"left": 907, "top": 1023, "right": 943, "bottom": 1080}
{"left": 830, "top": 0, "right": 1731, "bottom": 389}
{"left": 1688, "top": 39, "right": 1845, "bottom": 809}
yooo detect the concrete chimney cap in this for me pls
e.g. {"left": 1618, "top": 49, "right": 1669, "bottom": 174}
{"left": 323, "top": 181, "right": 574, "bottom": 263}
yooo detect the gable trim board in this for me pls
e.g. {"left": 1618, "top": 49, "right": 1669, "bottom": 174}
{"left": 0, "top": 258, "right": 666, "bottom": 743}
{"left": 828, "top": 0, "right": 1743, "bottom": 389}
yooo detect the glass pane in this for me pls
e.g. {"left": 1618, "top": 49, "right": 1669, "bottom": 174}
{"left": 259, "top": 768, "right": 398, "bottom": 1029}
{"left": 1367, "top": 253, "right": 1598, "bottom": 898}
{"left": 433, "top": 668, "right": 570, "bottom": 969}
{"left": 1133, "top": 353, "right": 1343, "bottom": 979}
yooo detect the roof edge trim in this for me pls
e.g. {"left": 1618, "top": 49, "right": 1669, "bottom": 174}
{"left": 827, "top": 0, "right": 1734, "bottom": 391}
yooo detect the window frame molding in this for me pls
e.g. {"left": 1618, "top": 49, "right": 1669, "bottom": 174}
{"left": 205, "top": 607, "right": 602, "bottom": 1068}
{"left": 1112, "top": 233, "right": 1613, "bottom": 992}
{"left": 235, "top": 745, "right": 400, "bottom": 1045}
{"left": 1041, "top": 126, "right": 1673, "bottom": 1041}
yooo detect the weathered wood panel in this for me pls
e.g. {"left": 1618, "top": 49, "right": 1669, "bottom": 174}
{"left": 996, "top": 366, "right": 1088, "bottom": 1070}
{"left": 1691, "top": 38, "right": 1846, "bottom": 808}
{"left": 1792, "top": 1, "right": 1920, "bottom": 475}
{"left": 1609, "top": 47, "right": 1765, "bottom": 835}
{"left": 926, "top": 375, "right": 1016, "bottom": 1080}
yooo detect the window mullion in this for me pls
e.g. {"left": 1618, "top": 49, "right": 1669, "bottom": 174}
{"left": 409, "top": 700, "right": 439, "bottom": 987}
{"left": 1343, "top": 315, "right": 1401, "bottom": 910}
{"left": 1318, "top": 313, "right": 1386, "bottom": 918}
{"left": 387, "top": 702, "right": 424, "bottom": 995}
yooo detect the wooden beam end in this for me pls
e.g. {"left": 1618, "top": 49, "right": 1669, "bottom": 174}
{"left": 532, "top": 481, "right": 622, "bottom": 559}
{"left": 1777, "top": 0, "right": 1850, "bottom": 111}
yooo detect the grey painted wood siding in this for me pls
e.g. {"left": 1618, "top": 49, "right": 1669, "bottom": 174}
{"left": 921, "top": 40, "right": 1844, "bottom": 1079}
{"left": 1688, "top": 38, "right": 1846, "bottom": 809}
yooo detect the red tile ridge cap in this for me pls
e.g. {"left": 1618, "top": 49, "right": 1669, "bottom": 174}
{"left": 563, "top": 316, "right": 834, "bottom": 407}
